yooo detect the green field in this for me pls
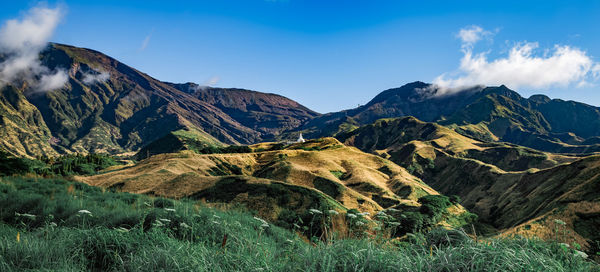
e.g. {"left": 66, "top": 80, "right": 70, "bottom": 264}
{"left": 0, "top": 176, "right": 596, "bottom": 271}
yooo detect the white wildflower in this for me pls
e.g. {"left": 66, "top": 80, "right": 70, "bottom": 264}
{"left": 346, "top": 213, "right": 358, "bottom": 219}
{"left": 260, "top": 223, "right": 270, "bottom": 229}
{"left": 211, "top": 220, "right": 220, "bottom": 225}
{"left": 554, "top": 219, "right": 566, "bottom": 225}
{"left": 327, "top": 210, "right": 339, "bottom": 215}
{"left": 159, "top": 218, "right": 171, "bottom": 223}
{"left": 253, "top": 216, "right": 268, "bottom": 225}
{"left": 164, "top": 208, "right": 176, "bottom": 212}
{"left": 180, "top": 222, "right": 191, "bottom": 229}
{"left": 286, "top": 239, "right": 294, "bottom": 243}
{"left": 559, "top": 243, "right": 570, "bottom": 248}
{"left": 49, "top": 222, "right": 57, "bottom": 227}
{"left": 358, "top": 212, "right": 370, "bottom": 216}
{"left": 309, "top": 209, "right": 323, "bottom": 215}
{"left": 574, "top": 250, "right": 588, "bottom": 259}
{"left": 15, "top": 212, "right": 36, "bottom": 220}
{"left": 213, "top": 215, "right": 221, "bottom": 219}
{"left": 78, "top": 210, "right": 92, "bottom": 216}
{"left": 355, "top": 221, "right": 365, "bottom": 226}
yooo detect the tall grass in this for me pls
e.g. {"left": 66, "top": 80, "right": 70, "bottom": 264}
{"left": 0, "top": 176, "right": 597, "bottom": 271}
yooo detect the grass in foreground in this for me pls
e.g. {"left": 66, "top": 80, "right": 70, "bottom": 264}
{"left": 0, "top": 176, "right": 597, "bottom": 271}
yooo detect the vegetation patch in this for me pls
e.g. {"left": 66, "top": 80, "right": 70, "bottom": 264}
{"left": 313, "top": 177, "right": 345, "bottom": 199}
{"left": 0, "top": 151, "right": 119, "bottom": 177}
{"left": 0, "top": 176, "right": 597, "bottom": 271}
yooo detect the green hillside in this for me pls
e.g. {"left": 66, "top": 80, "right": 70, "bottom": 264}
{"left": 0, "top": 176, "right": 596, "bottom": 271}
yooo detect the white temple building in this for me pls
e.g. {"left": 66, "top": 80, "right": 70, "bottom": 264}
{"left": 296, "top": 133, "right": 306, "bottom": 143}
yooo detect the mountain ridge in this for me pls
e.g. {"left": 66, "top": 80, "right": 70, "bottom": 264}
{"left": 0, "top": 43, "right": 318, "bottom": 157}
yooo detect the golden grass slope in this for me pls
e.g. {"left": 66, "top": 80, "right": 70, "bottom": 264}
{"left": 339, "top": 116, "right": 600, "bottom": 251}
{"left": 78, "top": 138, "right": 451, "bottom": 222}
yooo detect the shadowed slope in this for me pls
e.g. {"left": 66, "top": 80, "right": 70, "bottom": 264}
{"left": 0, "top": 43, "right": 318, "bottom": 157}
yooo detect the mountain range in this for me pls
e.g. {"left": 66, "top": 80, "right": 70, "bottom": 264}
{"left": 3, "top": 43, "right": 600, "bottom": 254}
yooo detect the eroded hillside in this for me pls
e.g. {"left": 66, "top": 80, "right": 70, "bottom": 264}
{"left": 340, "top": 116, "right": 600, "bottom": 251}
{"left": 78, "top": 138, "right": 470, "bottom": 230}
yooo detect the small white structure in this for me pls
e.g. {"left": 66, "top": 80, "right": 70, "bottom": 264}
{"left": 296, "top": 133, "right": 306, "bottom": 143}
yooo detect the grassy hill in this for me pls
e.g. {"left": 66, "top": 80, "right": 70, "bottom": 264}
{"left": 78, "top": 138, "right": 475, "bottom": 236}
{"left": 0, "top": 175, "right": 596, "bottom": 271}
{"left": 339, "top": 116, "right": 600, "bottom": 254}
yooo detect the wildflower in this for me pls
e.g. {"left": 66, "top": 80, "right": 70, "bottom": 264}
{"left": 211, "top": 220, "right": 220, "bottom": 225}
{"left": 159, "top": 218, "right": 171, "bottom": 223}
{"left": 387, "top": 222, "right": 401, "bottom": 226}
{"left": 253, "top": 216, "right": 268, "bottom": 225}
{"left": 15, "top": 212, "right": 36, "bottom": 220}
{"left": 16, "top": 232, "right": 20, "bottom": 243}
{"left": 49, "top": 222, "right": 58, "bottom": 227}
{"left": 180, "top": 222, "right": 191, "bottom": 229}
{"left": 358, "top": 212, "right": 370, "bottom": 216}
{"left": 327, "top": 210, "right": 339, "bottom": 215}
{"left": 346, "top": 213, "right": 358, "bottom": 219}
{"left": 286, "top": 239, "right": 294, "bottom": 243}
{"left": 559, "top": 243, "right": 570, "bottom": 248}
{"left": 213, "top": 215, "right": 221, "bottom": 219}
{"left": 574, "top": 250, "right": 588, "bottom": 259}
{"left": 260, "top": 223, "right": 270, "bottom": 229}
{"left": 309, "top": 209, "right": 323, "bottom": 215}
{"left": 164, "top": 208, "right": 176, "bottom": 212}
{"left": 78, "top": 210, "right": 92, "bottom": 216}
{"left": 554, "top": 219, "right": 566, "bottom": 225}
{"left": 355, "top": 221, "right": 365, "bottom": 226}
{"left": 153, "top": 220, "right": 164, "bottom": 227}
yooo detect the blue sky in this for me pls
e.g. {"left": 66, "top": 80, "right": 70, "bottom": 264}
{"left": 1, "top": 1, "right": 600, "bottom": 113}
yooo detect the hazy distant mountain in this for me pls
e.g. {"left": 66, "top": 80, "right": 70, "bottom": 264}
{"left": 0, "top": 43, "right": 318, "bottom": 157}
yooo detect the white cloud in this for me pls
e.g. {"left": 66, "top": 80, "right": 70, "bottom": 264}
{"left": 434, "top": 26, "right": 600, "bottom": 91}
{"left": 38, "top": 70, "right": 68, "bottom": 91}
{"left": 457, "top": 25, "right": 493, "bottom": 48}
{"left": 0, "top": 4, "right": 68, "bottom": 91}
{"left": 82, "top": 70, "right": 110, "bottom": 85}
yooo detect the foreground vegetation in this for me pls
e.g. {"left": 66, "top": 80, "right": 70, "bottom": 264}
{"left": 0, "top": 176, "right": 596, "bottom": 271}
{"left": 0, "top": 151, "right": 119, "bottom": 176}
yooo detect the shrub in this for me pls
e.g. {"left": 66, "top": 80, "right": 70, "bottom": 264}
{"left": 418, "top": 195, "right": 451, "bottom": 218}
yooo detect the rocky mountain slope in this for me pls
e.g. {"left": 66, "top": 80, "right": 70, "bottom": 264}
{"left": 0, "top": 43, "right": 318, "bottom": 157}
{"left": 297, "top": 81, "right": 600, "bottom": 154}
